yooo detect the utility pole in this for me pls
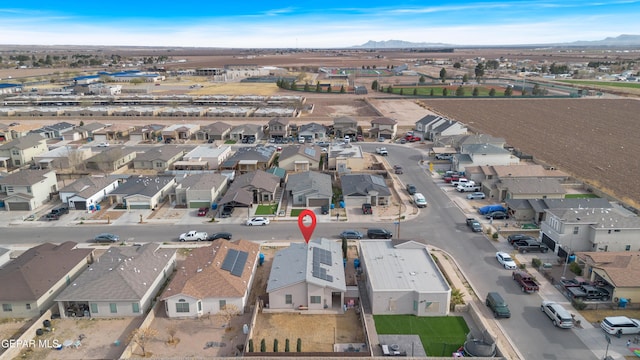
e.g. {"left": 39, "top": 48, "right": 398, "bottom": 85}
{"left": 396, "top": 204, "right": 402, "bottom": 239}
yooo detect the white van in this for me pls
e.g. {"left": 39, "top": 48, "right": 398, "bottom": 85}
{"left": 541, "top": 301, "right": 574, "bottom": 328}
{"left": 413, "top": 193, "right": 427, "bottom": 208}
{"left": 298, "top": 136, "right": 306, "bottom": 143}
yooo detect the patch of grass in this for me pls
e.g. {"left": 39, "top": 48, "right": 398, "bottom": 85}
{"left": 224, "top": 140, "right": 237, "bottom": 144}
{"left": 290, "top": 209, "right": 304, "bottom": 217}
{"left": 565, "top": 193, "right": 599, "bottom": 199}
{"left": 374, "top": 315, "right": 468, "bottom": 356}
{"left": 255, "top": 204, "right": 277, "bottom": 215}
{"left": 559, "top": 80, "right": 640, "bottom": 89}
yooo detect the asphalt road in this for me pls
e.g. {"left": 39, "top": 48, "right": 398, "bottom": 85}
{"left": 3, "top": 142, "right": 597, "bottom": 360}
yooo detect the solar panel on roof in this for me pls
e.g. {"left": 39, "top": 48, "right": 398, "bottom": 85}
{"left": 221, "top": 249, "right": 239, "bottom": 271}
{"left": 371, "top": 175, "right": 386, "bottom": 186}
{"left": 231, "top": 251, "right": 248, "bottom": 277}
{"left": 304, "top": 147, "right": 316, "bottom": 157}
{"left": 313, "top": 247, "right": 331, "bottom": 265}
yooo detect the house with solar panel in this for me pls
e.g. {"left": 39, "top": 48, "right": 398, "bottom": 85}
{"left": 277, "top": 144, "right": 323, "bottom": 172}
{"left": 161, "top": 239, "right": 260, "bottom": 318}
{"left": 266, "top": 238, "right": 346, "bottom": 312}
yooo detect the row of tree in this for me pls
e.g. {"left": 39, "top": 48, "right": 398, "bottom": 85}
{"left": 276, "top": 79, "right": 346, "bottom": 93}
{"left": 248, "top": 338, "right": 302, "bottom": 352}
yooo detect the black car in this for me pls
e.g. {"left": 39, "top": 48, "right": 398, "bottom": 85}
{"left": 208, "top": 232, "right": 232, "bottom": 241}
{"left": 367, "top": 228, "right": 393, "bottom": 239}
{"left": 486, "top": 211, "right": 509, "bottom": 220}
{"left": 406, "top": 184, "right": 417, "bottom": 195}
{"left": 219, "top": 205, "right": 234, "bottom": 218}
{"left": 50, "top": 205, "right": 69, "bottom": 216}
{"left": 321, "top": 204, "right": 330, "bottom": 215}
{"left": 241, "top": 137, "right": 249, "bottom": 143}
{"left": 507, "top": 234, "right": 534, "bottom": 245}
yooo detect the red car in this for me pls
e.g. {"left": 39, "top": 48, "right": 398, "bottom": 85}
{"left": 197, "top": 207, "right": 209, "bottom": 216}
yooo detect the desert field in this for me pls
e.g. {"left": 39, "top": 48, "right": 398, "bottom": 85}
{"left": 421, "top": 98, "right": 640, "bottom": 208}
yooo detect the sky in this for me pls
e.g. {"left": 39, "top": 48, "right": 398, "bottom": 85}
{"left": 1, "top": 0, "right": 639, "bottom": 48}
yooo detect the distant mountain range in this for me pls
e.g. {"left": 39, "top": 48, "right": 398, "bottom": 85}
{"left": 353, "top": 34, "right": 640, "bottom": 48}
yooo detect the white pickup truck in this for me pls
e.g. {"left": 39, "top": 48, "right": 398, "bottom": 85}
{"left": 179, "top": 230, "right": 208, "bottom": 242}
{"left": 376, "top": 147, "right": 388, "bottom": 156}
{"left": 457, "top": 181, "right": 481, "bottom": 192}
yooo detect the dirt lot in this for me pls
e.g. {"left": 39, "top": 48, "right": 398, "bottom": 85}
{"left": 422, "top": 98, "right": 640, "bottom": 209}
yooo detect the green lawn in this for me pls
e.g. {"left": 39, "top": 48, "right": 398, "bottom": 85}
{"left": 254, "top": 204, "right": 277, "bottom": 215}
{"left": 374, "top": 315, "right": 468, "bottom": 356}
{"left": 224, "top": 140, "right": 237, "bottom": 144}
{"left": 290, "top": 209, "right": 304, "bottom": 217}
{"left": 565, "top": 193, "right": 600, "bottom": 199}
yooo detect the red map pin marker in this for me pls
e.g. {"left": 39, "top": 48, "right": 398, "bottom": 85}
{"left": 297, "top": 209, "right": 317, "bottom": 244}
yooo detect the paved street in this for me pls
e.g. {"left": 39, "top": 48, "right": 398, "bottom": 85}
{"left": 1, "top": 142, "right": 633, "bottom": 359}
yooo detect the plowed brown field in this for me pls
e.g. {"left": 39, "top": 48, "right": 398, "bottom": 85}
{"left": 420, "top": 98, "right": 640, "bottom": 208}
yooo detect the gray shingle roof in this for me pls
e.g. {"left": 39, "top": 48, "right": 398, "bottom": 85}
{"left": 267, "top": 238, "right": 346, "bottom": 293}
{"left": 287, "top": 171, "right": 332, "bottom": 198}
{"left": 341, "top": 174, "right": 391, "bottom": 196}
{"left": 226, "top": 146, "right": 275, "bottom": 163}
{"left": 0, "top": 242, "right": 93, "bottom": 301}
{"left": 134, "top": 145, "right": 184, "bottom": 162}
{"left": 56, "top": 244, "right": 176, "bottom": 301}
{"left": 0, "top": 133, "right": 45, "bottom": 150}
{"left": 279, "top": 144, "right": 321, "bottom": 162}
{"left": 178, "top": 173, "right": 227, "bottom": 191}
{"left": 0, "top": 169, "right": 53, "bottom": 186}
{"left": 547, "top": 208, "right": 640, "bottom": 229}
{"left": 463, "top": 143, "right": 509, "bottom": 155}
{"left": 500, "top": 178, "right": 566, "bottom": 195}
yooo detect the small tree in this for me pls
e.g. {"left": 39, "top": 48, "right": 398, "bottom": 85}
{"left": 273, "top": 339, "right": 279, "bottom": 352}
{"left": 167, "top": 325, "right": 177, "bottom": 345}
{"left": 455, "top": 85, "right": 465, "bottom": 96}
{"left": 304, "top": 82, "right": 310, "bottom": 92}
{"left": 504, "top": 86, "right": 513, "bottom": 97}
{"left": 399, "top": 88, "right": 404, "bottom": 95}
{"left": 489, "top": 88, "right": 496, "bottom": 97}
{"left": 387, "top": 85, "right": 393, "bottom": 93}
{"left": 285, "top": 339, "right": 290, "bottom": 352}
{"left": 475, "top": 63, "right": 485, "bottom": 79}
{"left": 260, "top": 339, "right": 266, "bottom": 352}
{"left": 472, "top": 87, "right": 479, "bottom": 96}
{"left": 248, "top": 339, "right": 254, "bottom": 352}
{"left": 462, "top": 74, "right": 469, "bottom": 83}
{"left": 217, "top": 304, "right": 240, "bottom": 329}
{"left": 327, "top": 84, "right": 332, "bottom": 93}
{"left": 418, "top": 75, "right": 425, "bottom": 84}
{"left": 371, "top": 79, "right": 378, "bottom": 91}
{"left": 429, "top": 88, "right": 434, "bottom": 96}
{"left": 128, "top": 327, "right": 158, "bottom": 357}
{"left": 442, "top": 88, "right": 448, "bottom": 96}
{"left": 342, "top": 238, "right": 348, "bottom": 259}
{"left": 439, "top": 67, "right": 447, "bottom": 83}
{"left": 316, "top": 82, "right": 321, "bottom": 92}
{"left": 340, "top": 85, "right": 345, "bottom": 93}
{"left": 413, "top": 88, "right": 418, "bottom": 95}
{"left": 453, "top": 62, "right": 461, "bottom": 69}
{"left": 296, "top": 338, "right": 302, "bottom": 352}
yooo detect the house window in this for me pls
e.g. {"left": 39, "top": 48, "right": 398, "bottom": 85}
{"left": 26, "top": 186, "right": 32, "bottom": 193}
{"left": 14, "top": 160, "right": 20, "bottom": 166}
{"left": 198, "top": 301, "right": 202, "bottom": 311}
{"left": 219, "top": 300, "right": 226, "bottom": 310}
{"left": 90, "top": 303, "right": 98, "bottom": 313}
{"left": 6, "top": 186, "right": 13, "bottom": 193}
{"left": 11, "top": 150, "right": 19, "bottom": 155}
{"left": 626, "top": 245, "right": 631, "bottom": 251}
{"left": 310, "top": 296, "right": 321, "bottom": 304}
{"left": 110, "top": 303, "right": 117, "bottom": 313}
{"left": 26, "top": 304, "right": 31, "bottom": 310}
{"left": 132, "top": 303, "right": 140, "bottom": 313}
{"left": 155, "top": 162, "right": 163, "bottom": 168}
{"left": 2, "top": 304, "right": 12, "bottom": 312}
{"left": 285, "top": 295, "right": 292, "bottom": 305}
{"left": 176, "top": 300, "right": 190, "bottom": 313}
{"left": 573, "top": 227, "right": 579, "bottom": 235}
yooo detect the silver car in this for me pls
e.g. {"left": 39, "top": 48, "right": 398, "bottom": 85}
{"left": 467, "top": 192, "right": 486, "bottom": 200}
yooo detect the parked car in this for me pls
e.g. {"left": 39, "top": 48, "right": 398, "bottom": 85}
{"left": 466, "top": 218, "right": 482, "bottom": 232}
{"left": 507, "top": 234, "right": 535, "bottom": 245}
{"left": 208, "top": 232, "right": 233, "bottom": 241}
{"left": 394, "top": 165, "right": 403, "bottom": 174}
{"left": 246, "top": 217, "right": 270, "bottom": 226}
{"left": 600, "top": 316, "right": 640, "bottom": 335}
{"left": 362, "top": 203, "right": 373, "bottom": 215}
{"left": 219, "top": 205, "right": 234, "bottom": 218}
{"left": 96, "top": 142, "right": 110, "bottom": 147}
{"left": 197, "top": 207, "right": 209, "bottom": 216}
{"left": 406, "top": 184, "right": 417, "bottom": 195}
{"left": 435, "top": 153, "right": 453, "bottom": 160}
{"left": 496, "top": 252, "right": 517, "bottom": 270}
{"left": 486, "top": 211, "right": 509, "bottom": 220}
{"left": 367, "top": 228, "right": 393, "bottom": 239}
{"left": 541, "top": 301, "right": 574, "bottom": 328}
{"left": 486, "top": 292, "right": 511, "bottom": 318}
{"left": 377, "top": 136, "right": 386, "bottom": 142}
{"left": 413, "top": 193, "right": 427, "bottom": 208}
{"left": 45, "top": 213, "right": 60, "bottom": 221}
{"left": 50, "top": 205, "right": 69, "bottom": 216}
{"left": 340, "top": 230, "right": 363, "bottom": 239}
{"left": 466, "top": 192, "right": 486, "bottom": 200}
{"left": 94, "top": 233, "right": 120, "bottom": 243}
{"left": 321, "top": 204, "right": 330, "bottom": 215}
